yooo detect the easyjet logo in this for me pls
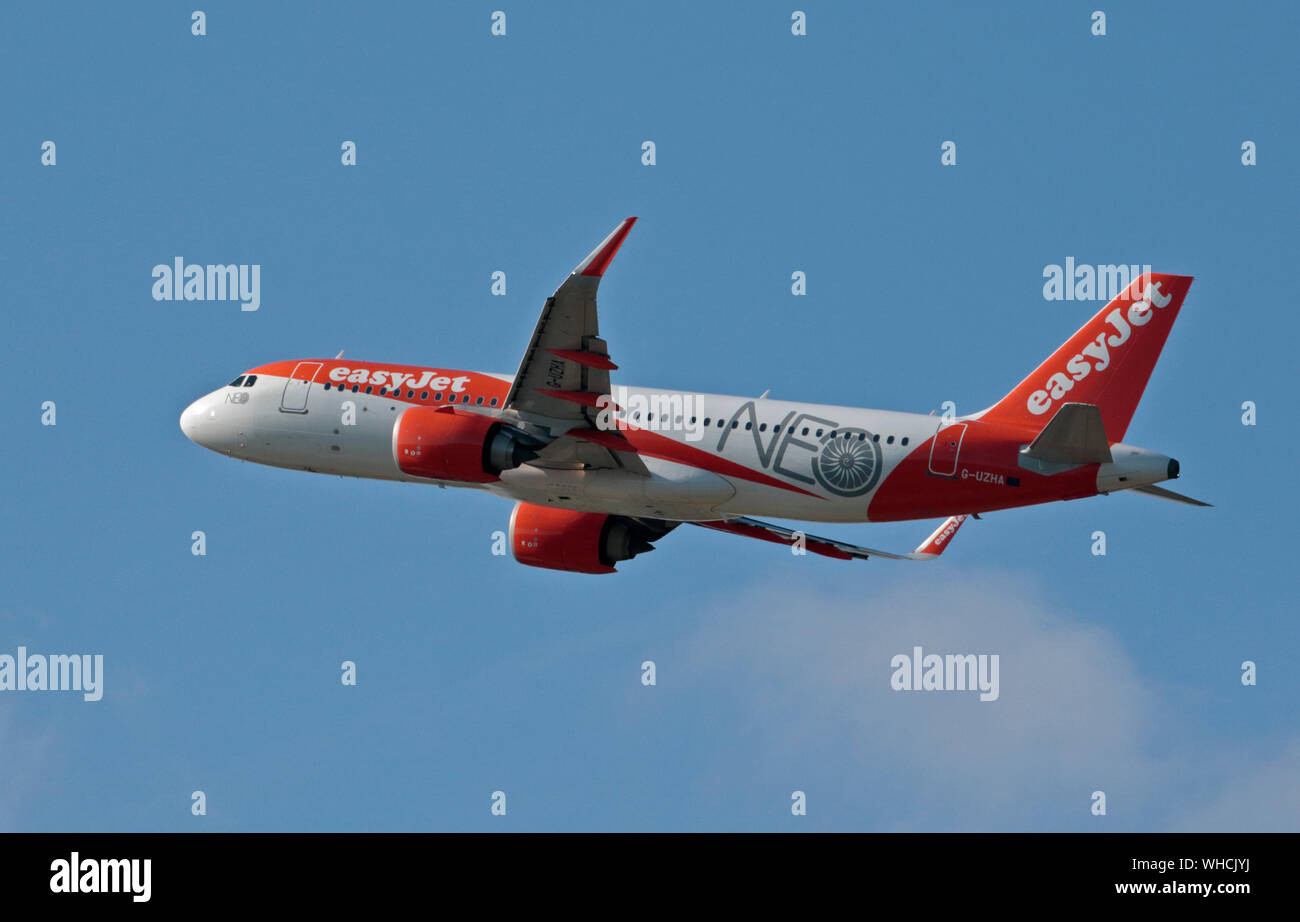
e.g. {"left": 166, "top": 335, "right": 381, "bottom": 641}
{"left": 931, "top": 516, "right": 964, "bottom": 547}
{"left": 328, "top": 366, "right": 472, "bottom": 392}
{"left": 1026, "top": 281, "right": 1173, "bottom": 416}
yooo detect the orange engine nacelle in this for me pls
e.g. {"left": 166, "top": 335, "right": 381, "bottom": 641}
{"left": 508, "top": 502, "right": 667, "bottom": 574}
{"left": 393, "top": 407, "right": 534, "bottom": 483}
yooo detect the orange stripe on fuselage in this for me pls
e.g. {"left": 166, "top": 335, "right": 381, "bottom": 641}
{"left": 618, "top": 425, "right": 823, "bottom": 499}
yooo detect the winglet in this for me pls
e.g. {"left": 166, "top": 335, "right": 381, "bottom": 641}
{"left": 908, "top": 515, "right": 968, "bottom": 559}
{"left": 575, "top": 217, "right": 637, "bottom": 278}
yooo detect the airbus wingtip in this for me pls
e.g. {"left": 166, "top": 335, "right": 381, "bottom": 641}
{"left": 909, "top": 515, "right": 969, "bottom": 559}
{"left": 576, "top": 217, "right": 637, "bottom": 278}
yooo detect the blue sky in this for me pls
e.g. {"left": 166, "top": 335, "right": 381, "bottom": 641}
{"left": 1, "top": 1, "right": 1297, "bottom": 831}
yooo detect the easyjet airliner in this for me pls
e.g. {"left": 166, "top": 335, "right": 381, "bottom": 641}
{"left": 180, "top": 218, "right": 1207, "bottom": 573}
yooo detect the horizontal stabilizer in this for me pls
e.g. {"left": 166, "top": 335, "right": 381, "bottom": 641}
{"left": 1020, "top": 402, "right": 1111, "bottom": 474}
{"left": 1125, "top": 484, "right": 1212, "bottom": 507}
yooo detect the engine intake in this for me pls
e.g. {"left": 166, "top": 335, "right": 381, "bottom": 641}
{"left": 394, "top": 407, "right": 536, "bottom": 483}
{"left": 508, "top": 503, "right": 669, "bottom": 573}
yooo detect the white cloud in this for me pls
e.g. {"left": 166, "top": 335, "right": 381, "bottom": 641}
{"left": 679, "top": 568, "right": 1177, "bottom": 830}
{"left": 1170, "top": 741, "right": 1300, "bottom": 832}
{"left": 0, "top": 701, "right": 55, "bottom": 831}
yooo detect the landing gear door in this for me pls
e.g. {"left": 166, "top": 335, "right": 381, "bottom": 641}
{"left": 280, "top": 361, "right": 322, "bottom": 413}
{"left": 928, "top": 422, "right": 967, "bottom": 477}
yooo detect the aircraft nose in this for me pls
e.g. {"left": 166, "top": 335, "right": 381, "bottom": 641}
{"left": 180, "top": 400, "right": 200, "bottom": 441}
{"left": 180, "top": 397, "right": 213, "bottom": 446}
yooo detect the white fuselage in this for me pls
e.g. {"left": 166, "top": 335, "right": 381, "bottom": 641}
{"left": 180, "top": 371, "right": 944, "bottom": 524}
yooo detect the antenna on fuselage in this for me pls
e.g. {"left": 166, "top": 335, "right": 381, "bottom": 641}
{"left": 334, "top": 350, "right": 345, "bottom": 359}
{"left": 758, "top": 389, "right": 771, "bottom": 399}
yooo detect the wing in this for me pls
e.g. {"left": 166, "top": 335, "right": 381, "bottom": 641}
{"left": 528, "top": 422, "right": 648, "bottom": 473}
{"left": 503, "top": 217, "right": 635, "bottom": 424}
{"left": 501, "top": 217, "right": 643, "bottom": 473}
{"left": 690, "top": 514, "right": 969, "bottom": 561}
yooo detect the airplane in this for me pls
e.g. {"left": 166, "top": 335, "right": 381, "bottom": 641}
{"left": 180, "top": 217, "right": 1207, "bottom": 573}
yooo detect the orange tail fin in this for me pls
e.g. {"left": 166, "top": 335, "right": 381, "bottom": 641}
{"left": 979, "top": 273, "right": 1193, "bottom": 441}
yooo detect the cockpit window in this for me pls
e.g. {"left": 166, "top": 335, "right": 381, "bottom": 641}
{"left": 229, "top": 375, "right": 246, "bottom": 387}
{"left": 243, "top": 375, "right": 257, "bottom": 387}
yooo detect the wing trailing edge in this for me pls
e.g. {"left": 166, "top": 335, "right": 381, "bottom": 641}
{"left": 691, "top": 514, "right": 969, "bottom": 562}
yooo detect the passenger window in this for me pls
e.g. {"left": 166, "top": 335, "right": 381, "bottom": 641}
{"left": 477, "top": 397, "right": 485, "bottom": 405}
{"left": 229, "top": 376, "right": 246, "bottom": 387}
{"left": 490, "top": 398, "right": 499, "bottom": 407}
{"left": 744, "top": 422, "right": 752, "bottom": 430}
{"left": 801, "top": 428, "right": 809, "bottom": 436}
{"left": 759, "top": 423, "right": 767, "bottom": 432}
{"left": 379, "top": 387, "right": 387, "bottom": 395}
{"left": 434, "top": 392, "right": 442, "bottom": 401}
{"left": 901, "top": 437, "right": 909, "bottom": 446}
{"left": 887, "top": 435, "right": 895, "bottom": 444}
{"left": 816, "top": 429, "right": 823, "bottom": 437}
{"left": 324, "top": 382, "right": 332, "bottom": 390}
{"left": 873, "top": 434, "right": 880, "bottom": 442}
{"left": 407, "top": 390, "right": 415, "bottom": 398}
{"left": 365, "top": 386, "right": 373, "bottom": 394}
{"left": 717, "top": 419, "right": 724, "bottom": 427}
{"left": 421, "top": 391, "right": 429, "bottom": 400}
{"left": 462, "top": 395, "right": 470, "bottom": 403}
{"left": 703, "top": 418, "right": 710, "bottom": 426}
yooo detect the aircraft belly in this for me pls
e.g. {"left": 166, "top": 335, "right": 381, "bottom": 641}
{"left": 497, "top": 459, "right": 735, "bottom": 520}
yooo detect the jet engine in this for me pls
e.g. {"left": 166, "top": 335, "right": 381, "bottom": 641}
{"left": 393, "top": 407, "right": 537, "bottom": 483}
{"left": 508, "top": 502, "right": 671, "bottom": 573}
